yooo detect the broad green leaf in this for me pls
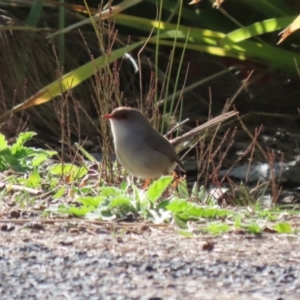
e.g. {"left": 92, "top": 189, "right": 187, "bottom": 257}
{"left": 167, "top": 200, "right": 204, "bottom": 220}
{"left": 0, "top": 155, "right": 20, "bottom": 171}
{"left": 48, "top": 163, "right": 87, "bottom": 180}
{"left": 67, "top": 206, "right": 94, "bottom": 217}
{"left": 165, "top": 199, "right": 189, "bottom": 212}
{"left": 11, "top": 132, "right": 36, "bottom": 155}
{"left": 146, "top": 176, "right": 173, "bottom": 202}
{"left": 0, "top": 134, "right": 8, "bottom": 150}
{"left": 26, "top": 168, "right": 41, "bottom": 188}
{"left": 201, "top": 207, "right": 232, "bottom": 218}
{"left": 202, "top": 223, "right": 231, "bottom": 235}
{"left": 31, "top": 153, "right": 55, "bottom": 167}
{"left": 100, "top": 187, "right": 123, "bottom": 197}
{"left": 98, "top": 209, "right": 116, "bottom": 220}
{"left": 274, "top": 222, "right": 293, "bottom": 234}
{"left": 245, "top": 223, "right": 262, "bottom": 234}
{"left": 78, "top": 196, "right": 105, "bottom": 207}
{"left": 56, "top": 205, "right": 94, "bottom": 216}
{"left": 157, "top": 199, "right": 172, "bottom": 210}
{"left": 109, "top": 196, "right": 131, "bottom": 208}
{"left": 166, "top": 199, "right": 231, "bottom": 220}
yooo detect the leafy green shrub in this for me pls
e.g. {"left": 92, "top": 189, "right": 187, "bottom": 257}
{"left": 0, "top": 132, "right": 56, "bottom": 172}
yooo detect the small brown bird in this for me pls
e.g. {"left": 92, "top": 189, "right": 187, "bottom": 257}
{"left": 102, "top": 107, "right": 185, "bottom": 178}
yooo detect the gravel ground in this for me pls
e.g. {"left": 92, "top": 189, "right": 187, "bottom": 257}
{"left": 0, "top": 221, "right": 299, "bottom": 300}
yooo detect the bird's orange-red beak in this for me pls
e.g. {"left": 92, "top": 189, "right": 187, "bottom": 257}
{"left": 102, "top": 113, "right": 113, "bottom": 119}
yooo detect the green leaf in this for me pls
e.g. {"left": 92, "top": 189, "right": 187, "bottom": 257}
{"left": 109, "top": 196, "right": 131, "bottom": 208}
{"left": 177, "top": 179, "right": 189, "bottom": 198}
{"left": 11, "top": 132, "right": 36, "bottom": 155}
{"left": 167, "top": 200, "right": 204, "bottom": 220}
{"left": 166, "top": 199, "right": 231, "bottom": 220}
{"left": 245, "top": 223, "right": 262, "bottom": 234}
{"left": 165, "top": 199, "right": 189, "bottom": 212}
{"left": 201, "top": 207, "right": 218, "bottom": 218}
{"left": 74, "top": 143, "right": 96, "bottom": 162}
{"left": 146, "top": 176, "right": 173, "bottom": 202}
{"left": 120, "top": 181, "right": 128, "bottom": 191}
{"left": 157, "top": 199, "right": 172, "bottom": 210}
{"left": 220, "top": 17, "right": 292, "bottom": 44}
{"left": 72, "top": 186, "right": 94, "bottom": 195}
{"left": 53, "top": 186, "right": 66, "bottom": 199}
{"left": 26, "top": 0, "right": 43, "bottom": 27}
{"left": 31, "top": 154, "right": 52, "bottom": 167}
{"left": 201, "top": 207, "right": 232, "bottom": 218}
{"left": 97, "top": 209, "right": 116, "bottom": 220}
{"left": 0, "top": 133, "right": 8, "bottom": 150}
{"left": 274, "top": 222, "right": 293, "bottom": 234}
{"left": 100, "top": 187, "right": 123, "bottom": 197}
{"left": 202, "top": 223, "right": 231, "bottom": 235}
{"left": 2, "top": 155, "right": 22, "bottom": 171}
{"left": 26, "top": 168, "right": 41, "bottom": 188}
{"left": 48, "top": 163, "right": 88, "bottom": 180}
{"left": 173, "top": 214, "right": 188, "bottom": 229}
{"left": 78, "top": 196, "right": 105, "bottom": 207}
{"left": 177, "top": 229, "right": 194, "bottom": 238}
{"left": 234, "top": 216, "right": 242, "bottom": 228}
{"left": 65, "top": 206, "right": 94, "bottom": 217}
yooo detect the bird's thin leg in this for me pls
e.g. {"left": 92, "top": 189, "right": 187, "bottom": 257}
{"left": 124, "top": 175, "right": 134, "bottom": 192}
{"left": 142, "top": 178, "right": 151, "bottom": 190}
{"left": 171, "top": 172, "right": 186, "bottom": 189}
